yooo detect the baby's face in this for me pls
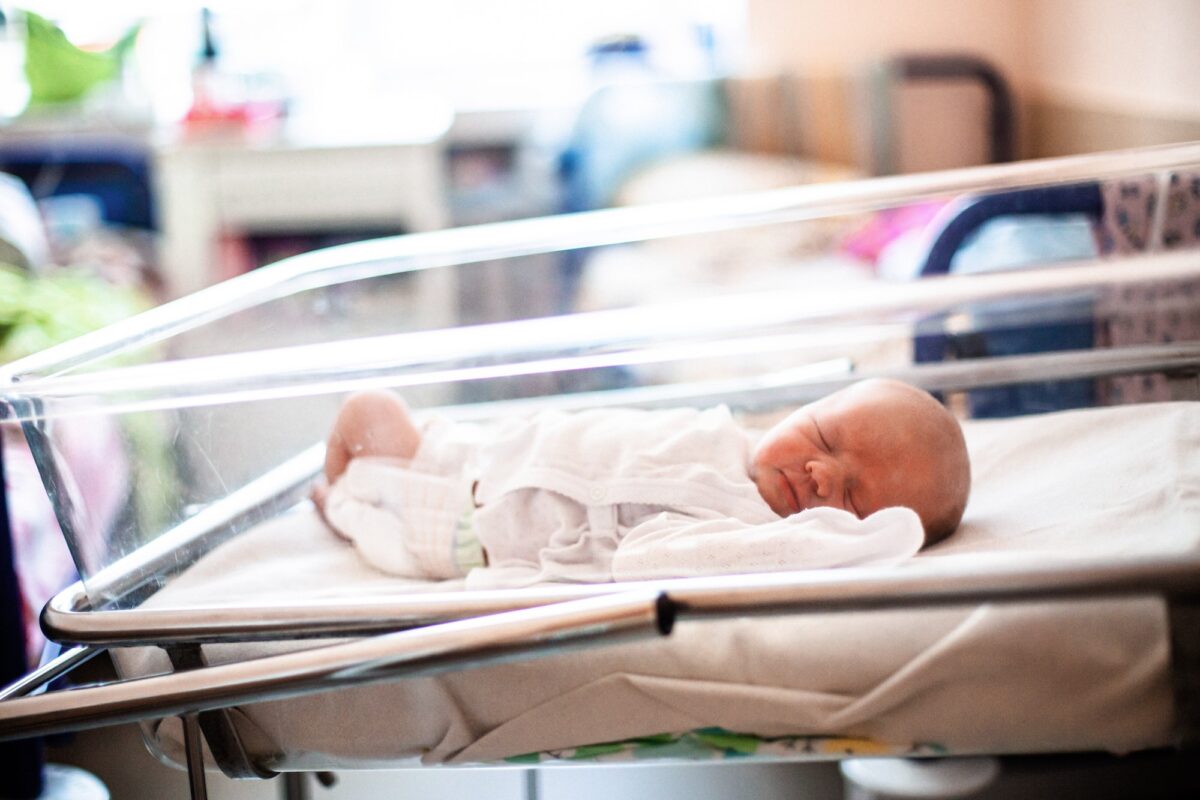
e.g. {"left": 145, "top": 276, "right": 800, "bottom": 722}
{"left": 750, "top": 380, "right": 959, "bottom": 529}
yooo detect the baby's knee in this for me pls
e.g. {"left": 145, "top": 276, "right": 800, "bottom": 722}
{"left": 341, "top": 389, "right": 407, "bottom": 416}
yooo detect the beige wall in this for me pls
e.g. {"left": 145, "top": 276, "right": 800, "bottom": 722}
{"left": 1022, "top": 0, "right": 1200, "bottom": 120}
{"left": 746, "top": 0, "right": 1200, "bottom": 164}
{"left": 745, "top": 0, "right": 1028, "bottom": 169}
{"left": 1020, "top": 0, "right": 1200, "bottom": 156}
{"left": 746, "top": 0, "right": 1026, "bottom": 77}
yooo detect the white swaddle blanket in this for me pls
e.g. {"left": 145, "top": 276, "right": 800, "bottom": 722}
{"left": 323, "top": 406, "right": 925, "bottom": 586}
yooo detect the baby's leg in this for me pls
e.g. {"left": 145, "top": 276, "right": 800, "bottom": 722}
{"left": 324, "top": 390, "right": 422, "bottom": 484}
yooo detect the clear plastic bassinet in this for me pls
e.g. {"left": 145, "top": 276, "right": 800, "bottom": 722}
{"left": 1, "top": 141, "right": 1197, "bottom": 607}
{"left": 1, "top": 143, "right": 1200, "bottom": 784}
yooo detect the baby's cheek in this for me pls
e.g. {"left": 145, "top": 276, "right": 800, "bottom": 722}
{"left": 751, "top": 438, "right": 785, "bottom": 468}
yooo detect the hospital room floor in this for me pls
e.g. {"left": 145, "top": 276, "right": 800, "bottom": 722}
{"left": 47, "top": 721, "right": 847, "bottom": 800}
{"left": 43, "top": 655, "right": 849, "bottom": 799}
{"left": 46, "top": 719, "right": 1200, "bottom": 799}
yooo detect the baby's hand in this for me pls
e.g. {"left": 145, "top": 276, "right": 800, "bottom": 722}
{"left": 310, "top": 475, "right": 332, "bottom": 520}
{"left": 310, "top": 478, "right": 329, "bottom": 514}
{"left": 309, "top": 476, "right": 356, "bottom": 542}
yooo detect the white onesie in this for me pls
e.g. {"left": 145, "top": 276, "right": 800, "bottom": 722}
{"left": 323, "top": 406, "right": 924, "bottom": 587}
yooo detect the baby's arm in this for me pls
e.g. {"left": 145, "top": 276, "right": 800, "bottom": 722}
{"left": 610, "top": 507, "right": 923, "bottom": 581}
{"left": 313, "top": 390, "right": 422, "bottom": 512}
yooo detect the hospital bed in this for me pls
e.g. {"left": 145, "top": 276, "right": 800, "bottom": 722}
{"left": 1, "top": 143, "right": 1200, "bottom": 799}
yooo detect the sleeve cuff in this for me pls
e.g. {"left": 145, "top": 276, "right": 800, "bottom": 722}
{"left": 326, "top": 457, "right": 474, "bottom": 579}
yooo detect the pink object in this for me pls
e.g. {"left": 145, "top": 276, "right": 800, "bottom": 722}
{"left": 4, "top": 418, "right": 128, "bottom": 667}
{"left": 842, "top": 201, "right": 949, "bottom": 265}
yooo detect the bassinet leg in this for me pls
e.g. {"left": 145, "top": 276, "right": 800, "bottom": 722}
{"left": 166, "top": 645, "right": 278, "bottom": 779}
{"left": 524, "top": 768, "right": 542, "bottom": 800}
{"left": 281, "top": 771, "right": 335, "bottom": 798}
{"left": 1168, "top": 597, "right": 1200, "bottom": 747}
{"left": 182, "top": 713, "right": 209, "bottom": 800}
{"left": 281, "top": 773, "right": 310, "bottom": 800}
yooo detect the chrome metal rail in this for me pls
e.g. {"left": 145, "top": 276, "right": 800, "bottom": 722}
{"left": 0, "top": 590, "right": 672, "bottom": 743}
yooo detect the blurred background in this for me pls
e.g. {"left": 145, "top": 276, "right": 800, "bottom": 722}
{"left": 1, "top": 1, "right": 1199, "bottom": 798}
{"left": 0, "top": 0, "right": 1197, "bottom": 303}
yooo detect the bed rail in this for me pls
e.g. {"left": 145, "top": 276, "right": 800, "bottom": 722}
{"left": 1, "top": 142, "right": 1197, "bottom": 386}
{"left": 37, "top": 551, "right": 1200, "bottom": 646}
{"left": 0, "top": 589, "right": 672, "bottom": 743}
{"left": 5, "top": 250, "right": 1200, "bottom": 421}
{"left": 12, "top": 555, "right": 1200, "bottom": 795}
{"left": 6, "top": 555, "right": 1200, "bottom": 744}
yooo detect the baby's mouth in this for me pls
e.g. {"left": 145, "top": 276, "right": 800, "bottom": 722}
{"left": 781, "top": 471, "right": 803, "bottom": 515}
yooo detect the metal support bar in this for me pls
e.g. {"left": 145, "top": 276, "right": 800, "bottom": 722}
{"left": 281, "top": 773, "right": 310, "bottom": 800}
{"left": 0, "top": 590, "right": 671, "bottom": 743}
{"left": 0, "top": 645, "right": 100, "bottom": 702}
{"left": 39, "top": 552, "right": 1200, "bottom": 648}
{"left": 1167, "top": 598, "right": 1200, "bottom": 748}
{"left": 182, "top": 713, "right": 209, "bottom": 800}
{"left": 4, "top": 557, "right": 1197, "bottom": 749}
{"left": 166, "top": 645, "right": 277, "bottom": 780}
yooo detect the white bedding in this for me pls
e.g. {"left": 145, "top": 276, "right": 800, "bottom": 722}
{"left": 122, "top": 401, "right": 1200, "bottom": 768}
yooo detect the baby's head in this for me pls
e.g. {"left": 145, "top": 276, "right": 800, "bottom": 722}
{"left": 750, "top": 379, "right": 970, "bottom": 546}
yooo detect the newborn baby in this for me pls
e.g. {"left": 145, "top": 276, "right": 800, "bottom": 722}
{"left": 313, "top": 379, "right": 970, "bottom": 586}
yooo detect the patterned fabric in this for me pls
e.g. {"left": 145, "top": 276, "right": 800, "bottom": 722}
{"left": 1095, "top": 176, "right": 1158, "bottom": 254}
{"left": 504, "top": 728, "right": 948, "bottom": 764}
{"left": 1163, "top": 171, "right": 1200, "bottom": 249}
{"left": 1094, "top": 170, "right": 1200, "bottom": 404}
{"left": 1093, "top": 171, "right": 1200, "bottom": 256}
{"left": 3, "top": 417, "right": 130, "bottom": 666}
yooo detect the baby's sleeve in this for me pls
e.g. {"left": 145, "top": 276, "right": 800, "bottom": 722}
{"left": 324, "top": 454, "right": 475, "bottom": 579}
{"left": 611, "top": 506, "right": 924, "bottom": 581}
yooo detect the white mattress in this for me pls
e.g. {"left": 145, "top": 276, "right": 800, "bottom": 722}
{"left": 124, "top": 401, "right": 1200, "bottom": 768}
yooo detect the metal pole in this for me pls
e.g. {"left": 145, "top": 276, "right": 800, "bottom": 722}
{"left": 40, "top": 551, "right": 1200, "bottom": 648}
{"left": 0, "top": 646, "right": 101, "bottom": 701}
{"left": 0, "top": 591, "right": 671, "bottom": 742}
{"left": 182, "top": 713, "right": 209, "bottom": 800}
{"left": 281, "top": 773, "right": 309, "bottom": 800}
